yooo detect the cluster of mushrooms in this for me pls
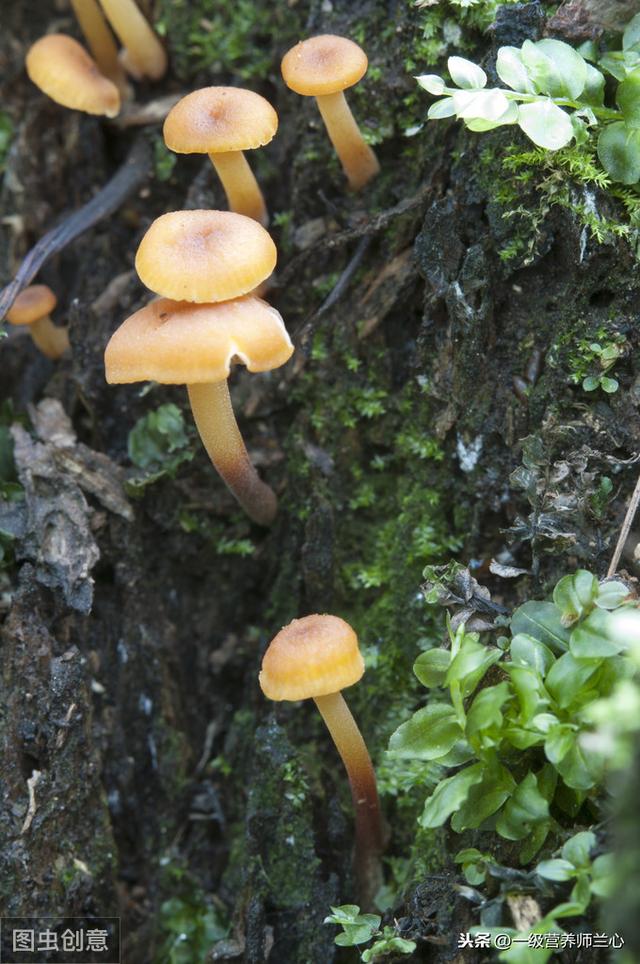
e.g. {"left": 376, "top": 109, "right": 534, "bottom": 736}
{"left": 10, "top": 1, "right": 385, "bottom": 907}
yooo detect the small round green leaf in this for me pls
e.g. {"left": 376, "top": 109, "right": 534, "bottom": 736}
{"left": 597, "top": 122, "right": 640, "bottom": 184}
{"left": 420, "top": 763, "right": 484, "bottom": 828}
{"left": 623, "top": 12, "right": 640, "bottom": 51}
{"left": 496, "top": 46, "right": 537, "bottom": 93}
{"left": 388, "top": 703, "right": 462, "bottom": 761}
{"left": 517, "top": 100, "right": 574, "bottom": 150}
{"left": 428, "top": 97, "right": 457, "bottom": 120}
{"left": 448, "top": 56, "right": 487, "bottom": 90}
{"left": 617, "top": 68, "right": 640, "bottom": 128}
{"left": 414, "top": 648, "right": 451, "bottom": 688}
{"left": 535, "top": 858, "right": 576, "bottom": 881}
{"left": 521, "top": 38, "right": 588, "bottom": 99}
{"left": 416, "top": 74, "right": 446, "bottom": 95}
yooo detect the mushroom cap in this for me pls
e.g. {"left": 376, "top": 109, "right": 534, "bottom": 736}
{"left": 135, "top": 210, "right": 277, "bottom": 303}
{"left": 6, "top": 285, "right": 57, "bottom": 326}
{"left": 104, "top": 295, "right": 293, "bottom": 385}
{"left": 281, "top": 35, "right": 368, "bottom": 96}
{"left": 259, "top": 614, "right": 364, "bottom": 701}
{"left": 26, "top": 34, "right": 120, "bottom": 118}
{"left": 164, "top": 87, "right": 278, "bottom": 154}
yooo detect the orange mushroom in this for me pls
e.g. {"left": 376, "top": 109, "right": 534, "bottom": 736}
{"left": 26, "top": 34, "right": 120, "bottom": 117}
{"left": 69, "top": 0, "right": 128, "bottom": 94}
{"left": 104, "top": 296, "right": 293, "bottom": 525}
{"left": 164, "top": 87, "right": 278, "bottom": 226}
{"left": 260, "top": 614, "right": 384, "bottom": 906}
{"left": 6, "top": 285, "right": 69, "bottom": 360}
{"left": 281, "top": 35, "right": 379, "bottom": 190}
{"left": 98, "top": 0, "right": 167, "bottom": 80}
{"left": 134, "top": 210, "right": 277, "bottom": 303}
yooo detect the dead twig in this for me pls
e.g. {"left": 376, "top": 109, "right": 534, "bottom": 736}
{"left": 607, "top": 467, "right": 640, "bottom": 577}
{"left": 20, "top": 769, "right": 42, "bottom": 834}
{"left": 0, "top": 136, "right": 152, "bottom": 321}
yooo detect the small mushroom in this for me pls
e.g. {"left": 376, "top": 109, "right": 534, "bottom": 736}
{"left": 69, "top": 0, "right": 128, "bottom": 94}
{"left": 134, "top": 210, "right": 277, "bottom": 303}
{"left": 98, "top": 0, "right": 167, "bottom": 81}
{"left": 259, "top": 614, "right": 384, "bottom": 906}
{"left": 164, "top": 87, "right": 278, "bottom": 226}
{"left": 26, "top": 34, "right": 120, "bottom": 117}
{"left": 6, "top": 285, "right": 69, "bottom": 360}
{"left": 281, "top": 35, "right": 379, "bottom": 191}
{"left": 104, "top": 295, "right": 293, "bottom": 525}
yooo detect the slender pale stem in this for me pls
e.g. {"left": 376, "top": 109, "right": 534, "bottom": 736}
{"left": 30, "top": 316, "right": 70, "bottom": 360}
{"left": 608, "top": 470, "right": 640, "bottom": 577}
{"left": 98, "top": 0, "right": 167, "bottom": 80}
{"left": 315, "top": 91, "right": 380, "bottom": 191}
{"left": 314, "top": 690, "right": 384, "bottom": 909}
{"left": 187, "top": 380, "right": 277, "bottom": 526}
{"left": 70, "top": 0, "right": 129, "bottom": 94}
{"left": 209, "top": 151, "right": 269, "bottom": 226}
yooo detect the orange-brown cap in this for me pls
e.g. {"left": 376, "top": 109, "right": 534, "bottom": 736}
{"left": 6, "top": 285, "right": 57, "bottom": 326}
{"left": 281, "top": 35, "right": 368, "bottom": 97}
{"left": 164, "top": 87, "right": 278, "bottom": 155}
{"left": 26, "top": 34, "right": 120, "bottom": 118}
{"left": 104, "top": 295, "right": 293, "bottom": 385}
{"left": 135, "top": 210, "right": 277, "bottom": 303}
{"left": 259, "top": 615, "right": 364, "bottom": 701}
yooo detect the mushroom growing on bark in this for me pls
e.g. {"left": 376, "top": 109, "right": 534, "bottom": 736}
{"left": 6, "top": 285, "right": 69, "bottom": 360}
{"left": 259, "top": 614, "right": 384, "bottom": 907}
{"left": 281, "top": 35, "right": 379, "bottom": 190}
{"left": 26, "top": 34, "right": 120, "bottom": 117}
{"left": 134, "top": 210, "right": 277, "bottom": 303}
{"left": 163, "top": 87, "right": 278, "bottom": 226}
{"left": 104, "top": 296, "right": 293, "bottom": 525}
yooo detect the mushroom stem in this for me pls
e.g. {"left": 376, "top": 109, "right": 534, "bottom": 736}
{"left": 315, "top": 91, "right": 379, "bottom": 191}
{"left": 187, "top": 380, "right": 277, "bottom": 526}
{"left": 30, "top": 316, "right": 70, "bottom": 360}
{"left": 314, "top": 690, "right": 383, "bottom": 908}
{"left": 209, "top": 151, "right": 269, "bottom": 226}
{"left": 98, "top": 0, "right": 167, "bottom": 80}
{"left": 70, "top": 0, "right": 129, "bottom": 94}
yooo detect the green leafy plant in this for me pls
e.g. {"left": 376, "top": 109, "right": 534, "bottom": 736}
{"left": 126, "top": 403, "right": 193, "bottom": 495}
{"left": 387, "top": 570, "right": 636, "bottom": 861}
{"left": 418, "top": 20, "right": 640, "bottom": 184}
{"left": 457, "top": 832, "right": 615, "bottom": 962}
{"left": 324, "top": 905, "right": 416, "bottom": 961}
{"left": 568, "top": 337, "right": 625, "bottom": 394}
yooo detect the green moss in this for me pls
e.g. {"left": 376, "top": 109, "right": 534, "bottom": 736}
{"left": 479, "top": 139, "right": 640, "bottom": 266}
{"left": 157, "top": 859, "right": 228, "bottom": 963}
{"left": 155, "top": 0, "right": 303, "bottom": 81}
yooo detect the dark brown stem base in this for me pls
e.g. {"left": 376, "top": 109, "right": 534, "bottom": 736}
{"left": 187, "top": 381, "right": 277, "bottom": 527}
{"left": 314, "top": 691, "right": 384, "bottom": 909}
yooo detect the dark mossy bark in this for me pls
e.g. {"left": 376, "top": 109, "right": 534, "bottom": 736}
{"left": 1, "top": 2, "right": 639, "bottom": 962}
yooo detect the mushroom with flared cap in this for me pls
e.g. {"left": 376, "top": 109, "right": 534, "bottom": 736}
{"left": 134, "top": 210, "right": 277, "bottom": 303}
{"left": 260, "top": 614, "right": 384, "bottom": 906}
{"left": 281, "top": 35, "right": 380, "bottom": 191}
{"left": 70, "top": 0, "right": 128, "bottom": 94}
{"left": 26, "top": 34, "right": 120, "bottom": 117}
{"left": 164, "top": 87, "right": 278, "bottom": 226}
{"left": 104, "top": 295, "right": 293, "bottom": 525}
{"left": 6, "top": 285, "right": 69, "bottom": 360}
{"left": 98, "top": 0, "right": 167, "bottom": 80}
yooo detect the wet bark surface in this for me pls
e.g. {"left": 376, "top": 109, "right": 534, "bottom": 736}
{"left": 1, "top": 2, "right": 639, "bottom": 962}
